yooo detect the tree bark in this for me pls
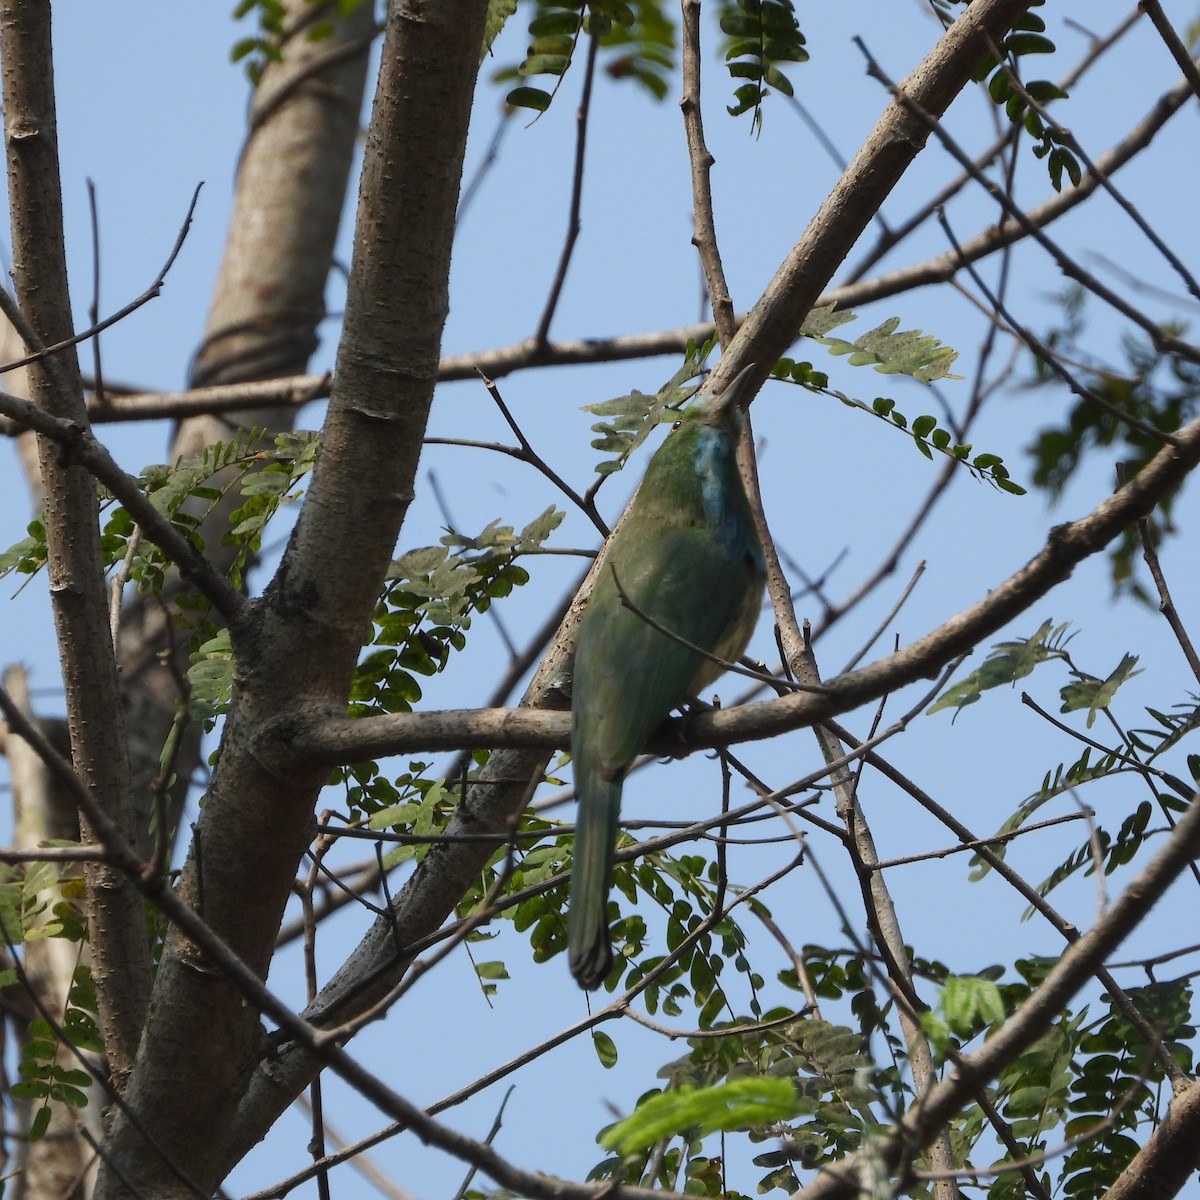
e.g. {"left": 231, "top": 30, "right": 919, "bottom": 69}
{"left": 94, "top": 2, "right": 489, "bottom": 1194}
{"left": 0, "top": 0, "right": 151, "bottom": 1093}
{"left": 116, "top": 0, "right": 374, "bottom": 862}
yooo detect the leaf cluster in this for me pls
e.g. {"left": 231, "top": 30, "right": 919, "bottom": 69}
{"left": 972, "top": 8, "right": 1079, "bottom": 190}
{"left": 771, "top": 306, "right": 1025, "bottom": 492}
{"left": 951, "top": 972, "right": 1194, "bottom": 1200}
{"left": 583, "top": 337, "right": 715, "bottom": 474}
{"left": 0, "top": 864, "right": 101, "bottom": 1141}
{"left": 333, "top": 758, "right": 457, "bottom": 863}
{"left": 928, "top": 619, "right": 1074, "bottom": 715}
{"left": 1, "top": 428, "right": 317, "bottom": 602}
{"left": 591, "top": 1012, "right": 875, "bottom": 1195}
{"left": 932, "top": 621, "right": 1200, "bottom": 940}
{"left": 1027, "top": 293, "right": 1200, "bottom": 597}
{"left": 1058, "top": 979, "right": 1194, "bottom": 1198}
{"left": 717, "top": 0, "right": 808, "bottom": 132}
{"left": 799, "top": 306, "right": 961, "bottom": 384}
{"left": 348, "top": 507, "right": 562, "bottom": 717}
{"left": 499, "top": 1, "right": 676, "bottom": 114}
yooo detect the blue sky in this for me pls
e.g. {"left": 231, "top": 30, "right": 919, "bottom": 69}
{"left": 3, "top": 3, "right": 1199, "bottom": 1196}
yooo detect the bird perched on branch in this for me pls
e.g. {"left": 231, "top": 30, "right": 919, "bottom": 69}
{"left": 568, "top": 363, "right": 766, "bottom": 989}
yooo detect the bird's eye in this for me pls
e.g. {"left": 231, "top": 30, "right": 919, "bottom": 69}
{"left": 671, "top": 419, "right": 683, "bottom": 431}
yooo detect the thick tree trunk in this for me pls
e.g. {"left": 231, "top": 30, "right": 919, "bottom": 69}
{"left": 116, "top": 0, "right": 374, "bottom": 861}
{"left": 94, "top": 3, "right": 489, "bottom": 1194}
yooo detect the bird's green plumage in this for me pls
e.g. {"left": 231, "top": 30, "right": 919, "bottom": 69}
{"left": 568, "top": 366, "right": 766, "bottom": 989}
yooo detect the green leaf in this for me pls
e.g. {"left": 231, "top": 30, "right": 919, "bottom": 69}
{"left": 528, "top": 10, "right": 580, "bottom": 35}
{"left": 1059, "top": 654, "right": 1142, "bottom": 727}
{"left": 1003, "top": 32, "right": 1055, "bottom": 54}
{"left": 584, "top": 340, "right": 715, "bottom": 474}
{"left": 593, "top": 1029, "right": 619, "bottom": 1068}
{"left": 942, "top": 975, "right": 1006, "bottom": 1034}
{"left": 518, "top": 52, "right": 571, "bottom": 76}
{"left": 29, "top": 1105, "right": 51, "bottom": 1142}
{"left": 601, "top": 1077, "right": 800, "bottom": 1156}
{"left": 929, "top": 620, "right": 1068, "bottom": 715}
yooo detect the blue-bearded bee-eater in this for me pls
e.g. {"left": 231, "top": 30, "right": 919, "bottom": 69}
{"left": 568, "top": 364, "right": 766, "bottom": 989}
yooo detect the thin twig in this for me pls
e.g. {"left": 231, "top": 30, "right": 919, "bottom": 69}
{"left": 0, "top": 184, "right": 203, "bottom": 379}
{"left": 86, "top": 179, "right": 106, "bottom": 405}
{"left": 680, "top": 0, "right": 737, "bottom": 347}
{"left": 109, "top": 525, "right": 141, "bottom": 648}
{"left": 857, "top": 40, "right": 1200, "bottom": 375}
{"left": 475, "top": 369, "right": 604, "bottom": 532}
{"left": 1138, "top": 0, "right": 1200, "bottom": 103}
{"left": 1135, "top": 511, "right": 1200, "bottom": 686}
{"left": 533, "top": 34, "right": 598, "bottom": 348}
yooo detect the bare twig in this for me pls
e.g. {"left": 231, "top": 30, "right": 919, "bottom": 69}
{"left": 1135, "top": 513, "right": 1200, "bottom": 686}
{"left": 0, "top": 184, "right": 203, "bottom": 380}
{"left": 1138, "top": 0, "right": 1200, "bottom": 103}
{"left": 533, "top": 34, "right": 598, "bottom": 348}
{"left": 680, "top": 0, "right": 737, "bottom": 347}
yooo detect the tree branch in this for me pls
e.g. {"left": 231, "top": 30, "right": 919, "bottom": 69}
{"left": 0, "top": 0, "right": 152, "bottom": 1092}
{"left": 273, "top": 404, "right": 1200, "bottom": 764}
{"left": 795, "top": 782, "right": 1200, "bottom": 1200}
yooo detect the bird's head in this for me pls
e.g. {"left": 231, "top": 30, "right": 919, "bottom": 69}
{"left": 697, "top": 362, "right": 758, "bottom": 429}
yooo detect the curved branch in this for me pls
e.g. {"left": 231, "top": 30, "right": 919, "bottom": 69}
{"left": 0, "top": 386, "right": 246, "bottom": 625}
{"left": 278, "top": 405, "right": 1200, "bottom": 764}
{"left": 56, "top": 55, "right": 1198, "bottom": 436}
{"left": 799, "top": 781, "right": 1200, "bottom": 1200}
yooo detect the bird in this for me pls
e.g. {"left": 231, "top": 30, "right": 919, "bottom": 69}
{"left": 568, "top": 363, "right": 766, "bottom": 989}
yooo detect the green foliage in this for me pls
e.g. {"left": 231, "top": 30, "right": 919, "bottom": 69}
{"left": 188, "top": 627, "right": 235, "bottom": 730}
{"left": 978, "top": 14, "right": 1077, "bottom": 190}
{"left": 583, "top": 336, "right": 717, "bottom": 474}
{"left": 933, "top": 622, "right": 1197, "bottom": 938}
{"left": 800, "top": 307, "right": 961, "bottom": 383}
{"left": 159, "top": 430, "right": 319, "bottom": 727}
{"left": 162, "top": 433, "right": 555, "bottom": 732}
{"left": 484, "top": 0, "right": 520, "bottom": 58}
{"left": 922, "top": 974, "right": 1006, "bottom": 1055}
{"left": 1027, "top": 289, "right": 1200, "bottom": 598}
{"left": 928, "top": 619, "right": 1073, "bottom": 715}
{"left": 231, "top": 0, "right": 369, "bottom": 85}
{"left": 347, "top": 507, "right": 561, "bottom": 717}
{"left": 600, "top": 0, "right": 674, "bottom": 98}
{"left": 931, "top": 623, "right": 1144, "bottom": 725}
{"left": 770, "top": 306, "right": 1025, "bottom": 493}
{"left": 1057, "top": 984, "right": 1182, "bottom": 1198}
{"left": 950, "top": 975, "right": 1194, "bottom": 1200}
{"left": 717, "top": 0, "right": 808, "bottom": 132}
{"left": 588, "top": 1013, "right": 876, "bottom": 1193}
{"left": 1, "top": 429, "right": 318, "bottom": 605}
{"left": 498, "top": 0, "right": 677, "bottom": 114}
{"left": 497, "top": 0, "right": 806, "bottom": 121}
{"left": 329, "top": 509, "right": 561, "bottom": 882}
{"left": 0, "top": 515, "right": 46, "bottom": 584}
{"left": 931, "top": 1, "right": 1083, "bottom": 190}
{"left": 364, "top": 767, "right": 454, "bottom": 868}
{"left": 1059, "top": 653, "right": 1142, "bottom": 728}
{"left": 601, "top": 1076, "right": 801, "bottom": 1157}
{"left": 0, "top": 865, "right": 102, "bottom": 1140}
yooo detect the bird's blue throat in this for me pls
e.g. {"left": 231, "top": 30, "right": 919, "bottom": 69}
{"left": 693, "top": 425, "right": 764, "bottom": 568}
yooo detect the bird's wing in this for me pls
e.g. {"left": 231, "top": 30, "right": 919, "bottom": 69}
{"left": 573, "top": 524, "right": 754, "bottom": 773}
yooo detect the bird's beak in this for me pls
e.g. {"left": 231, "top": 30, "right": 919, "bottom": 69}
{"left": 707, "top": 362, "right": 758, "bottom": 419}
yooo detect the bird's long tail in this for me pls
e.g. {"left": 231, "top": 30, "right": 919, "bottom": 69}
{"left": 568, "top": 762, "right": 622, "bottom": 989}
